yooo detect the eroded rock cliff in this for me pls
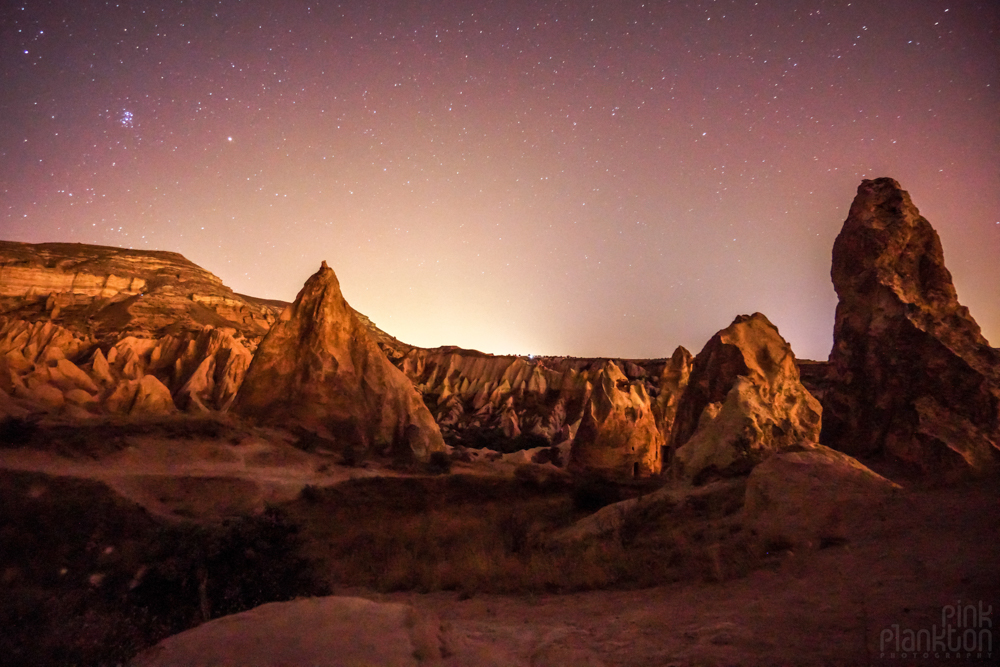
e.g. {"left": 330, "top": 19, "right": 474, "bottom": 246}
{"left": 390, "top": 345, "right": 692, "bottom": 476}
{"left": 822, "top": 178, "right": 1000, "bottom": 476}
{"left": 0, "top": 241, "right": 273, "bottom": 417}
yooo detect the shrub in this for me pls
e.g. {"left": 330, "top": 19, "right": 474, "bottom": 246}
{"left": 299, "top": 484, "right": 323, "bottom": 503}
{"left": 0, "top": 417, "right": 38, "bottom": 447}
{"left": 571, "top": 474, "right": 623, "bottom": 513}
{"left": 130, "top": 506, "right": 328, "bottom": 627}
{"left": 426, "top": 451, "right": 452, "bottom": 475}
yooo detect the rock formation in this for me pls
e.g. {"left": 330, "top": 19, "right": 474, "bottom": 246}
{"left": 743, "top": 443, "right": 901, "bottom": 549}
{"left": 670, "top": 313, "right": 823, "bottom": 481}
{"left": 132, "top": 596, "right": 447, "bottom": 667}
{"left": 822, "top": 178, "right": 1000, "bottom": 475}
{"left": 391, "top": 345, "right": 692, "bottom": 476}
{"left": 233, "top": 262, "right": 445, "bottom": 461}
{"left": 0, "top": 242, "right": 273, "bottom": 418}
{"left": 132, "top": 595, "right": 607, "bottom": 667}
{"left": 0, "top": 241, "right": 281, "bottom": 343}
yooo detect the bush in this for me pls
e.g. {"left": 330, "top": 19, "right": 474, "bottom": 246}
{"left": 426, "top": 451, "right": 452, "bottom": 475}
{"left": 531, "top": 446, "right": 563, "bottom": 467}
{"left": 571, "top": 474, "right": 623, "bottom": 513}
{"left": 0, "top": 417, "right": 38, "bottom": 447}
{"left": 130, "top": 506, "right": 328, "bottom": 627}
{"left": 299, "top": 484, "right": 323, "bottom": 503}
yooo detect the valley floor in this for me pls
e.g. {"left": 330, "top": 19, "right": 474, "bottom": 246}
{"left": 347, "top": 477, "right": 1000, "bottom": 666}
{"left": 2, "top": 421, "right": 997, "bottom": 666}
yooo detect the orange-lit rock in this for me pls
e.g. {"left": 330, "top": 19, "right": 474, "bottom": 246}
{"left": 233, "top": 262, "right": 444, "bottom": 461}
{"left": 743, "top": 442, "right": 901, "bottom": 548}
{"left": 393, "top": 344, "right": 692, "bottom": 476}
{"left": 0, "top": 241, "right": 284, "bottom": 416}
{"left": 671, "top": 313, "right": 822, "bottom": 481}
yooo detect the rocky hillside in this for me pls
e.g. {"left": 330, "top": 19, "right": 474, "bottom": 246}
{"left": 0, "top": 241, "right": 283, "bottom": 417}
{"left": 384, "top": 345, "right": 693, "bottom": 476}
{"left": 233, "top": 262, "right": 444, "bottom": 461}
{"left": 3, "top": 177, "right": 995, "bottom": 479}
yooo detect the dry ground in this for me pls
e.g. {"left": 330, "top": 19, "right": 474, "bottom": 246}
{"left": 1, "top": 417, "right": 997, "bottom": 665}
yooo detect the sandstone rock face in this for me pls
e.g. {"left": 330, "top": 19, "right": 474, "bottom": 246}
{"left": 743, "top": 443, "right": 901, "bottom": 548}
{"left": 0, "top": 241, "right": 282, "bottom": 345}
{"left": 233, "top": 262, "right": 445, "bottom": 460}
{"left": 132, "top": 596, "right": 446, "bottom": 667}
{"left": 569, "top": 361, "right": 666, "bottom": 477}
{"left": 671, "top": 313, "right": 822, "bottom": 481}
{"left": 132, "top": 595, "right": 608, "bottom": 667}
{"left": 0, "top": 242, "right": 270, "bottom": 418}
{"left": 822, "top": 178, "right": 1000, "bottom": 475}
{"left": 393, "top": 345, "right": 691, "bottom": 476}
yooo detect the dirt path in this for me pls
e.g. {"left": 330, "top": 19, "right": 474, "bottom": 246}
{"left": 366, "top": 479, "right": 1000, "bottom": 666}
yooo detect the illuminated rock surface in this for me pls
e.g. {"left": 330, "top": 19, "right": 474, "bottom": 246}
{"left": 233, "top": 262, "right": 445, "bottom": 461}
{"left": 671, "top": 313, "right": 822, "bottom": 481}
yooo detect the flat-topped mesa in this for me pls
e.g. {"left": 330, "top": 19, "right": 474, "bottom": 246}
{"left": 0, "top": 241, "right": 282, "bottom": 342}
{"left": 0, "top": 241, "right": 275, "bottom": 418}
{"left": 670, "top": 313, "right": 822, "bottom": 482}
{"left": 232, "top": 262, "right": 445, "bottom": 461}
{"left": 822, "top": 177, "right": 1000, "bottom": 476}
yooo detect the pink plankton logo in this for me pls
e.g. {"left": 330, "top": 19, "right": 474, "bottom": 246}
{"left": 880, "top": 601, "right": 993, "bottom": 661}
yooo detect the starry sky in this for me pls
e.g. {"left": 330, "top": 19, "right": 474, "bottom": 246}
{"left": 2, "top": 0, "right": 997, "bottom": 360}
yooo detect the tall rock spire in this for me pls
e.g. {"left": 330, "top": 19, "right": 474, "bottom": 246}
{"left": 822, "top": 177, "right": 1000, "bottom": 475}
{"left": 233, "top": 262, "right": 444, "bottom": 461}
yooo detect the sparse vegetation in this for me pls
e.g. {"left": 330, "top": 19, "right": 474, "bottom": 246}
{"left": 571, "top": 473, "right": 625, "bottom": 512}
{"left": 426, "top": 450, "right": 452, "bottom": 474}
{"left": 0, "top": 429, "right": 771, "bottom": 664}
{"left": 285, "top": 474, "right": 760, "bottom": 596}
{"left": 0, "top": 416, "right": 39, "bottom": 446}
{"left": 0, "top": 470, "right": 328, "bottom": 666}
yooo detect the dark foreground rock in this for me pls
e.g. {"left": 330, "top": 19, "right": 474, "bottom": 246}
{"left": 822, "top": 177, "right": 1000, "bottom": 476}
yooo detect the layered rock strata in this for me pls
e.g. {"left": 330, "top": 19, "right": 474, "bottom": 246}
{"left": 233, "top": 262, "right": 445, "bottom": 461}
{"left": 670, "top": 313, "right": 823, "bottom": 481}
{"left": 822, "top": 178, "right": 1000, "bottom": 475}
{"left": 0, "top": 241, "right": 269, "bottom": 417}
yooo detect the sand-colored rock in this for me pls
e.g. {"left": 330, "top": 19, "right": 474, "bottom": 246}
{"left": 393, "top": 345, "right": 690, "bottom": 476}
{"left": 743, "top": 443, "right": 901, "bottom": 548}
{"left": 569, "top": 361, "right": 666, "bottom": 477}
{"left": 131, "top": 596, "right": 445, "bottom": 667}
{"left": 52, "top": 359, "right": 100, "bottom": 393}
{"left": 21, "top": 382, "right": 65, "bottom": 410}
{"left": 233, "top": 262, "right": 445, "bottom": 460}
{"left": 131, "top": 595, "right": 607, "bottom": 667}
{"left": 64, "top": 388, "right": 97, "bottom": 407}
{"left": 822, "top": 178, "right": 1000, "bottom": 476}
{"left": 131, "top": 375, "right": 176, "bottom": 414}
{"left": 172, "top": 328, "right": 253, "bottom": 412}
{"left": 89, "top": 349, "right": 114, "bottom": 385}
{"left": 671, "top": 313, "right": 822, "bottom": 481}
{"left": 103, "top": 375, "right": 175, "bottom": 415}
{"left": 0, "top": 241, "right": 282, "bottom": 344}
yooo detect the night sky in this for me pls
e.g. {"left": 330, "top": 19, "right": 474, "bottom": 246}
{"left": 2, "top": 0, "right": 997, "bottom": 360}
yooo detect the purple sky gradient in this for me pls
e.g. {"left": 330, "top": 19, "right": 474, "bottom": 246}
{"left": 2, "top": 0, "right": 997, "bottom": 359}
